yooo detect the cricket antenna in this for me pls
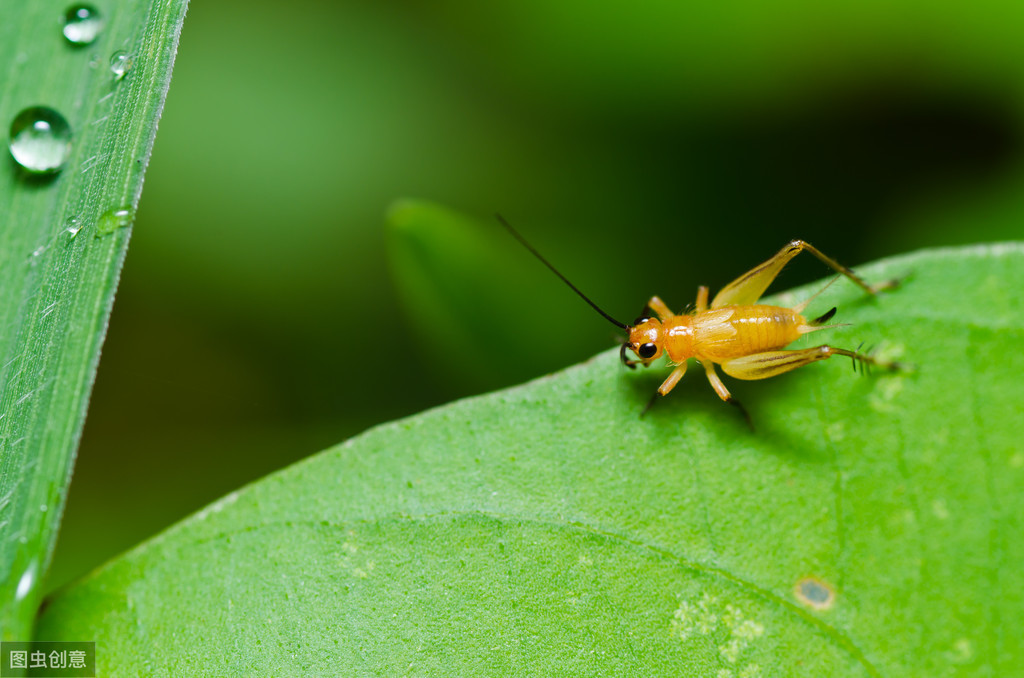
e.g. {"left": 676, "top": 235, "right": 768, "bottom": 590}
{"left": 495, "top": 213, "right": 629, "bottom": 330}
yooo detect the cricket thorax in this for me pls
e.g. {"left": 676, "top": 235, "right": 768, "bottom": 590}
{"left": 661, "top": 315, "right": 695, "bottom": 364}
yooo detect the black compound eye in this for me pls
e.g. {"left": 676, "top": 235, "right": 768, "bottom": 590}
{"left": 637, "top": 342, "right": 657, "bottom": 359}
{"left": 633, "top": 316, "right": 651, "bottom": 326}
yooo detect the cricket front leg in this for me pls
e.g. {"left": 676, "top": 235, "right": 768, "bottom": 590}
{"left": 642, "top": 296, "right": 674, "bottom": 322}
{"left": 640, "top": 362, "right": 687, "bottom": 417}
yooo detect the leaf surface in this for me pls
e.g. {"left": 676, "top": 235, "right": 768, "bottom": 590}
{"left": 39, "top": 243, "right": 1024, "bottom": 676}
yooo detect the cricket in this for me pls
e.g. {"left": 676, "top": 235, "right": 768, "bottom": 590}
{"left": 495, "top": 214, "right": 902, "bottom": 425}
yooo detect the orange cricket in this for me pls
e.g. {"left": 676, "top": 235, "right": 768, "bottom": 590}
{"left": 496, "top": 215, "right": 901, "bottom": 425}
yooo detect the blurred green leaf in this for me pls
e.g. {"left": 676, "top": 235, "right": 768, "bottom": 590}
{"left": 387, "top": 199, "right": 625, "bottom": 390}
{"left": 429, "top": 1, "right": 1024, "bottom": 117}
{"left": 38, "top": 243, "right": 1024, "bottom": 675}
{"left": 0, "top": 0, "right": 187, "bottom": 638}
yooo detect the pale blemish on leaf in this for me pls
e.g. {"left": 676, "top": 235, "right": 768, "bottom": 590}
{"left": 337, "top": 531, "right": 375, "bottom": 578}
{"left": 931, "top": 499, "right": 950, "bottom": 520}
{"left": 869, "top": 377, "right": 904, "bottom": 413}
{"left": 825, "top": 421, "right": 846, "bottom": 442}
{"left": 949, "top": 638, "right": 974, "bottom": 664}
{"left": 716, "top": 662, "right": 763, "bottom": 678}
{"left": 671, "top": 592, "right": 719, "bottom": 641}
{"left": 794, "top": 577, "right": 835, "bottom": 611}
{"left": 671, "top": 593, "right": 765, "bottom": 665}
{"left": 888, "top": 508, "right": 917, "bottom": 531}
{"left": 352, "top": 561, "right": 375, "bottom": 579}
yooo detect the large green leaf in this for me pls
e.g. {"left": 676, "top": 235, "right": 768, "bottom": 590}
{"left": 387, "top": 200, "right": 611, "bottom": 391}
{"left": 0, "top": 0, "right": 187, "bottom": 638}
{"left": 38, "top": 243, "right": 1023, "bottom": 675}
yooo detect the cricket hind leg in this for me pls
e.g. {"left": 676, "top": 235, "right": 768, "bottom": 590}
{"left": 720, "top": 345, "right": 902, "bottom": 381}
{"left": 711, "top": 240, "right": 900, "bottom": 309}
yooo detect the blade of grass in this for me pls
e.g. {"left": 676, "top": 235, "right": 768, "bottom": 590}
{"left": 0, "top": 0, "right": 188, "bottom": 638}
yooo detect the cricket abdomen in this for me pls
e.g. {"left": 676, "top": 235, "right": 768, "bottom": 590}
{"left": 692, "top": 305, "right": 805, "bottom": 363}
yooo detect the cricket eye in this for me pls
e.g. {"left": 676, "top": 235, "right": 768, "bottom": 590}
{"left": 637, "top": 342, "right": 657, "bottom": 359}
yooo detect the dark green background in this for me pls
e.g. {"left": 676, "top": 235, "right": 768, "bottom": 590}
{"left": 47, "top": 0, "right": 1024, "bottom": 590}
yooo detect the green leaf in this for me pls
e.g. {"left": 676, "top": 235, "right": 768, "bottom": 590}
{"left": 386, "top": 199, "right": 619, "bottom": 391}
{"left": 38, "top": 243, "right": 1024, "bottom": 675}
{"left": 0, "top": 0, "right": 187, "bottom": 638}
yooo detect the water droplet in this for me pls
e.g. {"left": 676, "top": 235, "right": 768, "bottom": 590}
{"left": 63, "top": 5, "right": 103, "bottom": 45}
{"left": 66, "top": 216, "right": 83, "bottom": 237}
{"left": 96, "top": 207, "right": 134, "bottom": 235}
{"left": 8, "top": 106, "right": 73, "bottom": 174}
{"left": 30, "top": 245, "right": 46, "bottom": 258}
{"left": 109, "top": 51, "right": 133, "bottom": 80}
{"left": 15, "top": 561, "right": 37, "bottom": 601}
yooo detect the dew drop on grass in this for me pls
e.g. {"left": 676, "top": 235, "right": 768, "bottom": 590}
{"left": 62, "top": 4, "right": 103, "bottom": 45}
{"left": 97, "top": 207, "right": 134, "bottom": 235}
{"left": 110, "top": 50, "right": 133, "bottom": 80}
{"left": 15, "top": 561, "right": 37, "bottom": 601}
{"left": 8, "top": 107, "right": 72, "bottom": 174}
{"left": 66, "top": 216, "right": 83, "bottom": 237}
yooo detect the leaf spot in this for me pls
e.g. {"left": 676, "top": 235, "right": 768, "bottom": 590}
{"left": 794, "top": 577, "right": 835, "bottom": 610}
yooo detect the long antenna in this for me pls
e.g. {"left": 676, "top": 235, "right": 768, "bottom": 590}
{"left": 495, "top": 213, "right": 629, "bottom": 330}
